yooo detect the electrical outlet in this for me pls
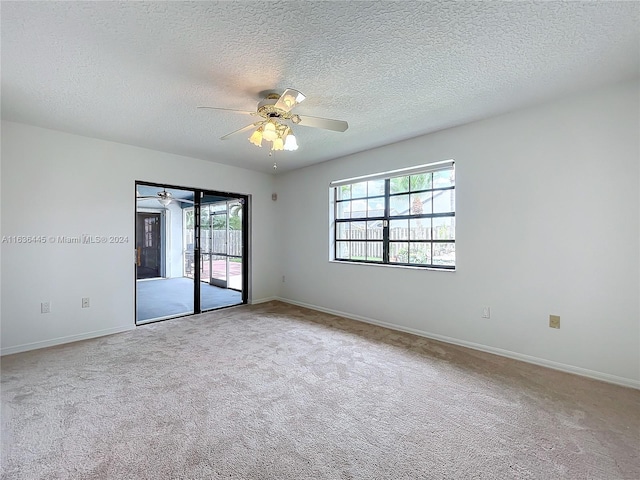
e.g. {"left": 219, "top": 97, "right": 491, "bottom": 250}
{"left": 41, "top": 302, "right": 51, "bottom": 314}
{"left": 482, "top": 307, "right": 491, "bottom": 319}
{"left": 82, "top": 297, "right": 90, "bottom": 308}
{"left": 549, "top": 315, "right": 560, "bottom": 329}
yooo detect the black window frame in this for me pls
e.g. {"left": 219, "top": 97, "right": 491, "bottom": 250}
{"left": 332, "top": 162, "right": 455, "bottom": 270}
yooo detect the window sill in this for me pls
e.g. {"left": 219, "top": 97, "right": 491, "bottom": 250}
{"left": 329, "top": 259, "right": 455, "bottom": 272}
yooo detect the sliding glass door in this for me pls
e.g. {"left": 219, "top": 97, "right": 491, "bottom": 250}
{"left": 136, "top": 183, "right": 248, "bottom": 324}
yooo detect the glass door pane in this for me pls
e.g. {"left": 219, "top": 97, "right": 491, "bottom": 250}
{"left": 136, "top": 183, "right": 194, "bottom": 324}
{"left": 199, "top": 197, "right": 244, "bottom": 311}
{"left": 183, "top": 207, "right": 195, "bottom": 279}
{"left": 227, "top": 200, "right": 243, "bottom": 291}
{"left": 209, "top": 203, "right": 228, "bottom": 288}
{"left": 199, "top": 204, "right": 212, "bottom": 284}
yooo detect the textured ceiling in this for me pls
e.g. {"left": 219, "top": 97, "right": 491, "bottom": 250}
{"left": 2, "top": 1, "right": 638, "bottom": 174}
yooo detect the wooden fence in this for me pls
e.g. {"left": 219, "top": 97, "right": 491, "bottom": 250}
{"left": 184, "top": 230, "right": 242, "bottom": 256}
{"left": 340, "top": 226, "right": 454, "bottom": 261}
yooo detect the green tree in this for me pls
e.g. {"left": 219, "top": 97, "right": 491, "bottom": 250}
{"left": 390, "top": 173, "right": 431, "bottom": 195}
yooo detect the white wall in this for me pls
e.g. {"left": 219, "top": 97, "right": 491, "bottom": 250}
{"left": 1, "top": 122, "right": 278, "bottom": 354}
{"left": 275, "top": 80, "right": 640, "bottom": 387}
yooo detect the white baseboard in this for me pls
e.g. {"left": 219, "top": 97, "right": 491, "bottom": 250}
{"left": 1, "top": 298, "right": 275, "bottom": 355}
{"left": 1, "top": 325, "right": 135, "bottom": 356}
{"left": 250, "top": 296, "right": 278, "bottom": 305}
{"left": 276, "top": 297, "right": 640, "bottom": 390}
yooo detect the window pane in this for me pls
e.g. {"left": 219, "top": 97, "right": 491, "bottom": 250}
{"left": 409, "top": 218, "right": 430, "bottom": 239}
{"left": 337, "top": 185, "right": 351, "bottom": 200}
{"left": 409, "top": 242, "right": 432, "bottom": 265}
{"left": 410, "top": 173, "right": 432, "bottom": 191}
{"left": 337, "top": 201, "right": 351, "bottom": 219}
{"left": 336, "top": 241, "right": 350, "bottom": 259}
{"left": 389, "top": 219, "right": 408, "bottom": 240}
{"left": 337, "top": 222, "right": 350, "bottom": 239}
{"left": 390, "top": 242, "right": 409, "bottom": 263}
{"left": 433, "top": 242, "right": 455, "bottom": 266}
{"left": 352, "top": 182, "right": 367, "bottom": 199}
{"left": 367, "top": 221, "right": 383, "bottom": 240}
{"left": 351, "top": 199, "right": 367, "bottom": 218}
{"left": 367, "top": 242, "right": 383, "bottom": 262}
{"left": 390, "top": 194, "right": 410, "bottom": 216}
{"left": 351, "top": 221, "right": 366, "bottom": 241}
{"left": 368, "top": 179, "right": 385, "bottom": 196}
{"left": 390, "top": 176, "right": 409, "bottom": 194}
{"left": 410, "top": 192, "right": 430, "bottom": 215}
{"left": 210, "top": 203, "right": 226, "bottom": 214}
{"left": 351, "top": 242, "right": 366, "bottom": 260}
{"left": 367, "top": 198, "right": 385, "bottom": 217}
{"left": 433, "top": 217, "right": 455, "bottom": 240}
{"left": 433, "top": 189, "right": 454, "bottom": 214}
{"left": 434, "top": 169, "right": 454, "bottom": 188}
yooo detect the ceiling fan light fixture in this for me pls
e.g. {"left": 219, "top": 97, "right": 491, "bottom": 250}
{"left": 158, "top": 197, "right": 172, "bottom": 207}
{"left": 249, "top": 127, "right": 263, "bottom": 147}
{"left": 272, "top": 136, "right": 284, "bottom": 151}
{"left": 284, "top": 131, "right": 298, "bottom": 151}
{"left": 262, "top": 121, "right": 278, "bottom": 142}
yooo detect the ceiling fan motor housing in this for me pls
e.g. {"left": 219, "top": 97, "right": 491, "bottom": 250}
{"left": 257, "top": 97, "right": 286, "bottom": 119}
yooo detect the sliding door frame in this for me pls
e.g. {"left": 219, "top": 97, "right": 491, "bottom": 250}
{"left": 134, "top": 181, "right": 249, "bottom": 325}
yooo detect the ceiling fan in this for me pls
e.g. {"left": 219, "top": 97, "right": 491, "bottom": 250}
{"left": 197, "top": 88, "right": 348, "bottom": 152}
{"left": 136, "top": 189, "right": 194, "bottom": 207}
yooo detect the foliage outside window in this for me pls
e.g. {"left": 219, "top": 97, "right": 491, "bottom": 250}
{"left": 332, "top": 162, "right": 455, "bottom": 269}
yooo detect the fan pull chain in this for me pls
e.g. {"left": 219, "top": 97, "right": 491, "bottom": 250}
{"left": 268, "top": 150, "right": 277, "bottom": 170}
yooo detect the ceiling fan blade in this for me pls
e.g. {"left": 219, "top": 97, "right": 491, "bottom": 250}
{"left": 295, "top": 114, "right": 348, "bottom": 132}
{"left": 274, "top": 88, "right": 306, "bottom": 112}
{"left": 174, "top": 198, "right": 195, "bottom": 205}
{"left": 197, "top": 106, "right": 257, "bottom": 116}
{"left": 220, "top": 121, "right": 264, "bottom": 140}
{"left": 137, "top": 196, "right": 159, "bottom": 201}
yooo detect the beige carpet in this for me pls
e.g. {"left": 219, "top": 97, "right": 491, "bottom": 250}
{"left": 1, "top": 301, "right": 638, "bottom": 479}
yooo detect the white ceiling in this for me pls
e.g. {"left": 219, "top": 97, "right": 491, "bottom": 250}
{"left": 2, "top": 1, "right": 638, "bottom": 174}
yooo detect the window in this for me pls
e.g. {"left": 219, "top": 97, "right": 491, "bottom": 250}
{"left": 331, "top": 161, "right": 455, "bottom": 269}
